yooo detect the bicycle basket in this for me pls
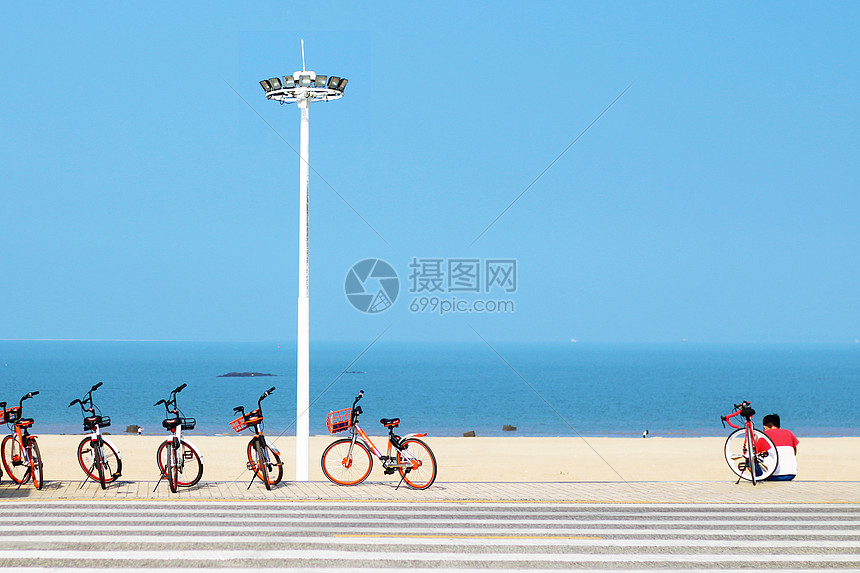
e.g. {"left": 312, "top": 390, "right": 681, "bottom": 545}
{"left": 4, "top": 407, "right": 22, "bottom": 424}
{"left": 326, "top": 408, "right": 352, "bottom": 434}
{"left": 84, "top": 415, "right": 110, "bottom": 430}
{"left": 230, "top": 416, "right": 248, "bottom": 432}
{"left": 180, "top": 417, "right": 196, "bottom": 431}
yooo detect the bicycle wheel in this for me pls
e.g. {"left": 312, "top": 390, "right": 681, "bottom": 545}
{"left": 27, "top": 437, "right": 43, "bottom": 490}
{"left": 157, "top": 439, "right": 203, "bottom": 487}
{"left": 321, "top": 438, "right": 373, "bottom": 486}
{"left": 397, "top": 438, "right": 437, "bottom": 490}
{"left": 724, "top": 428, "right": 778, "bottom": 482}
{"left": 77, "top": 438, "right": 122, "bottom": 485}
{"left": 247, "top": 438, "right": 283, "bottom": 488}
{"left": 1, "top": 434, "right": 29, "bottom": 484}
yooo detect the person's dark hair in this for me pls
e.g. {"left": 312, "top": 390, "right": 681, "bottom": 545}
{"left": 762, "top": 413, "right": 781, "bottom": 428}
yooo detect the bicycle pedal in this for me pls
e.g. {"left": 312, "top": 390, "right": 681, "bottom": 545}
{"left": 111, "top": 472, "right": 122, "bottom": 478}
{"left": 183, "top": 451, "right": 195, "bottom": 460}
{"left": 383, "top": 468, "right": 397, "bottom": 475}
{"left": 246, "top": 461, "right": 256, "bottom": 471}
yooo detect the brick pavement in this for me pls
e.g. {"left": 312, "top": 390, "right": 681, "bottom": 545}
{"left": 1, "top": 479, "right": 858, "bottom": 503}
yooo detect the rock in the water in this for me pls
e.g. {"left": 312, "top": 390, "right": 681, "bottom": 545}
{"left": 217, "top": 372, "right": 276, "bottom": 378}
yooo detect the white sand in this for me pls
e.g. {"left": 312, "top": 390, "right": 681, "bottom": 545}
{"left": 28, "top": 434, "right": 857, "bottom": 483}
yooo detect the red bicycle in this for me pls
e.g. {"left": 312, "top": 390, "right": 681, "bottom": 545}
{"left": 721, "top": 401, "right": 778, "bottom": 485}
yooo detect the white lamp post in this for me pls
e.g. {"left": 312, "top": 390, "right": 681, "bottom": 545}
{"left": 260, "top": 45, "right": 347, "bottom": 481}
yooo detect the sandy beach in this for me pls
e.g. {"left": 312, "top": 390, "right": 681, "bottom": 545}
{"left": 25, "top": 434, "right": 858, "bottom": 484}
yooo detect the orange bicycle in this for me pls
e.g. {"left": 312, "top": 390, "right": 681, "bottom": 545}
{"left": 1, "top": 392, "right": 44, "bottom": 490}
{"left": 231, "top": 387, "right": 283, "bottom": 490}
{"left": 322, "top": 390, "right": 437, "bottom": 489}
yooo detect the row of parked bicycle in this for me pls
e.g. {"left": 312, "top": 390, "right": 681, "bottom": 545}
{"left": 1, "top": 385, "right": 437, "bottom": 492}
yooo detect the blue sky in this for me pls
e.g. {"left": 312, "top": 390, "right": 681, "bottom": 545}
{"left": 1, "top": 2, "right": 858, "bottom": 343}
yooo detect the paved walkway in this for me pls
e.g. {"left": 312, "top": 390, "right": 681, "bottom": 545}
{"left": 2, "top": 479, "right": 858, "bottom": 503}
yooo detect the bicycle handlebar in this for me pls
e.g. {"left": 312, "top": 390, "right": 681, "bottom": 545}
{"left": 155, "top": 384, "right": 189, "bottom": 416}
{"left": 721, "top": 401, "right": 754, "bottom": 430}
{"left": 70, "top": 382, "right": 105, "bottom": 416}
{"left": 19, "top": 391, "right": 39, "bottom": 409}
{"left": 257, "top": 387, "right": 276, "bottom": 410}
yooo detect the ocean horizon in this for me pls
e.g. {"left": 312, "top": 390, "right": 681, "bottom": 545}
{"left": 1, "top": 340, "right": 857, "bottom": 438}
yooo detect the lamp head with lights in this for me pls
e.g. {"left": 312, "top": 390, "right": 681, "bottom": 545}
{"left": 260, "top": 70, "right": 348, "bottom": 103}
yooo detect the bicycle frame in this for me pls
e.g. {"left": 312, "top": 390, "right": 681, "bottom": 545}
{"left": 342, "top": 391, "right": 427, "bottom": 472}
{"left": 346, "top": 422, "right": 427, "bottom": 471}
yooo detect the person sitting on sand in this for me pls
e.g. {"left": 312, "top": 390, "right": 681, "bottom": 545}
{"left": 762, "top": 413, "right": 799, "bottom": 481}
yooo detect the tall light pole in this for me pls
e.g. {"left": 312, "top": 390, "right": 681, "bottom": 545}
{"left": 260, "top": 44, "right": 347, "bottom": 481}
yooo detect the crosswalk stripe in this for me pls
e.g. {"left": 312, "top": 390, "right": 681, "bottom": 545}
{"left": 2, "top": 524, "right": 856, "bottom": 536}
{"left": 1, "top": 506, "right": 856, "bottom": 518}
{"left": 3, "top": 524, "right": 856, "bottom": 536}
{"left": 1, "top": 549, "right": 858, "bottom": 563}
{"left": 4, "top": 514, "right": 860, "bottom": 528}
{"left": 0, "top": 535, "right": 857, "bottom": 548}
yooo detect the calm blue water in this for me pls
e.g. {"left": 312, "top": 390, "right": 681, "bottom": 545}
{"left": 0, "top": 341, "right": 857, "bottom": 437}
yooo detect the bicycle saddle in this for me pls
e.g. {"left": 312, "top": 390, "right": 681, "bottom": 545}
{"left": 18, "top": 418, "right": 34, "bottom": 428}
{"left": 162, "top": 418, "right": 181, "bottom": 429}
{"left": 380, "top": 418, "right": 400, "bottom": 428}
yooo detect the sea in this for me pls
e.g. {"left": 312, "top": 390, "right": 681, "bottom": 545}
{"left": 0, "top": 341, "right": 857, "bottom": 438}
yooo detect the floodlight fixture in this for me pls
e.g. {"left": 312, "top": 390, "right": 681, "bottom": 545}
{"left": 261, "top": 68, "right": 348, "bottom": 103}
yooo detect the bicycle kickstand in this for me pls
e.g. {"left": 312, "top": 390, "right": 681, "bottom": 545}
{"left": 246, "top": 472, "right": 258, "bottom": 490}
{"left": 153, "top": 471, "right": 165, "bottom": 492}
{"left": 395, "top": 470, "right": 408, "bottom": 491}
